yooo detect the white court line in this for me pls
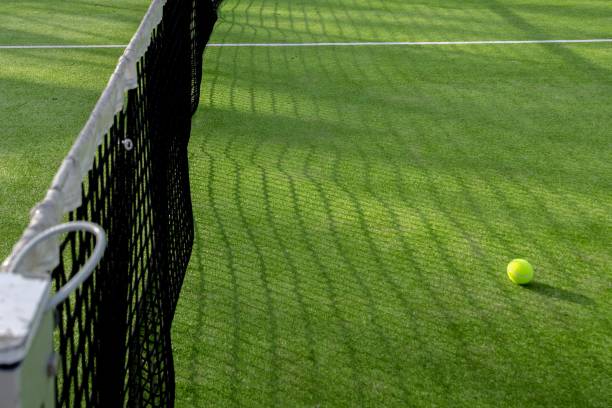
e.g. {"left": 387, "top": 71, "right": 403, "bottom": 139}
{"left": 1, "top": 39, "right": 612, "bottom": 49}
{"left": 0, "top": 44, "right": 125, "bottom": 49}
{"left": 208, "top": 39, "right": 612, "bottom": 47}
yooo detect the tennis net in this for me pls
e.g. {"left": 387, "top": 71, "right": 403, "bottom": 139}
{"left": 1, "top": 0, "right": 221, "bottom": 406}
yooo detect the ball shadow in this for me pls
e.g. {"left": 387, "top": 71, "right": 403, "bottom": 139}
{"left": 525, "top": 282, "right": 595, "bottom": 306}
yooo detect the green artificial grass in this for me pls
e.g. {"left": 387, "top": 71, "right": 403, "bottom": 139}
{"left": 173, "top": 1, "right": 612, "bottom": 407}
{"left": 0, "top": 0, "right": 150, "bottom": 258}
{"left": 0, "top": 0, "right": 150, "bottom": 45}
{"left": 0, "top": 49, "right": 118, "bottom": 257}
{"left": 1, "top": 0, "right": 611, "bottom": 407}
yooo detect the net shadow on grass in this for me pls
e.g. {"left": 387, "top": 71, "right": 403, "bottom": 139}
{"left": 184, "top": 9, "right": 481, "bottom": 408}
{"left": 269, "top": 21, "right": 377, "bottom": 399}
{"left": 177, "top": 1, "right": 612, "bottom": 407}
{"left": 246, "top": 23, "right": 322, "bottom": 393}
{"left": 296, "top": 18, "right": 431, "bottom": 404}
{"left": 184, "top": 43, "right": 610, "bottom": 406}
{"left": 201, "top": 149, "right": 243, "bottom": 407}
{"left": 252, "top": 20, "right": 370, "bottom": 401}
{"left": 323, "top": 36, "right": 496, "bottom": 400}
{"left": 488, "top": 0, "right": 612, "bottom": 77}
{"left": 326, "top": 15, "right": 610, "bottom": 404}
{"left": 225, "top": 26, "right": 283, "bottom": 408}
{"left": 318, "top": 44, "right": 457, "bottom": 404}
{"left": 189, "top": 118, "right": 360, "bottom": 406}
{"left": 372, "top": 33, "right": 610, "bottom": 406}
{"left": 182, "top": 221, "right": 207, "bottom": 404}
{"left": 259, "top": 164, "right": 321, "bottom": 400}
{"left": 224, "top": 133, "right": 282, "bottom": 407}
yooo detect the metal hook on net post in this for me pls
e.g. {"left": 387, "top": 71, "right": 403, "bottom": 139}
{"left": 122, "top": 138, "right": 134, "bottom": 151}
{"left": 7, "top": 221, "right": 107, "bottom": 311}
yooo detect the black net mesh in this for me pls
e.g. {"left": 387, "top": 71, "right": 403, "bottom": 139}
{"left": 190, "top": 0, "right": 218, "bottom": 114}
{"left": 51, "top": 1, "right": 220, "bottom": 406}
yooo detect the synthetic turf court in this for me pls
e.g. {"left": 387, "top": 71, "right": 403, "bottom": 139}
{"left": 1, "top": 1, "right": 611, "bottom": 407}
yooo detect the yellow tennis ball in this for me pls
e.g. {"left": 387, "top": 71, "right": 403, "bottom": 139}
{"left": 507, "top": 259, "right": 534, "bottom": 285}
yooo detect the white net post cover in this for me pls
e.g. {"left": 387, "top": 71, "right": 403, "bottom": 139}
{"left": 0, "top": 273, "right": 54, "bottom": 408}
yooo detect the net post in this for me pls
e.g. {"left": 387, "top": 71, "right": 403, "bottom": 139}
{"left": 0, "top": 274, "right": 55, "bottom": 408}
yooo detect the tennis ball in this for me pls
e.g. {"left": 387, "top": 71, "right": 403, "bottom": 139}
{"left": 507, "top": 259, "right": 534, "bottom": 285}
